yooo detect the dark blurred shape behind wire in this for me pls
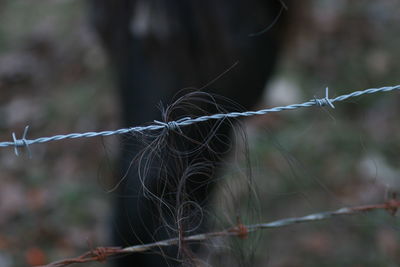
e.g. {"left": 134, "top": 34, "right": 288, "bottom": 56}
{"left": 90, "top": 0, "right": 290, "bottom": 266}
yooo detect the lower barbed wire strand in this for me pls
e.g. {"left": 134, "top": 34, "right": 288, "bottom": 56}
{"left": 39, "top": 199, "right": 400, "bottom": 267}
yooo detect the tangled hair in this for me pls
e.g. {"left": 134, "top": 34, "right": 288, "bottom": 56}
{"left": 113, "top": 90, "right": 260, "bottom": 265}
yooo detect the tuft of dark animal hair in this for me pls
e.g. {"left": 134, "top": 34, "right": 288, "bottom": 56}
{"left": 110, "top": 91, "right": 259, "bottom": 266}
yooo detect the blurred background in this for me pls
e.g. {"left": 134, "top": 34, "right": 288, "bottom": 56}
{"left": 0, "top": 0, "right": 399, "bottom": 266}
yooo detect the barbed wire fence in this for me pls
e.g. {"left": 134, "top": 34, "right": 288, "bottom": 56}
{"left": 1, "top": 84, "right": 399, "bottom": 266}
{"left": 1, "top": 85, "right": 399, "bottom": 155}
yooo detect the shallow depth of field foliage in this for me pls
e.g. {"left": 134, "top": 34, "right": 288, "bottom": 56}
{"left": 0, "top": 1, "right": 399, "bottom": 266}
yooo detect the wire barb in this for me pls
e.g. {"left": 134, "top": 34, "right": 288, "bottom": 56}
{"left": 313, "top": 87, "right": 335, "bottom": 108}
{"left": 153, "top": 120, "right": 180, "bottom": 131}
{"left": 153, "top": 117, "right": 190, "bottom": 134}
{"left": 11, "top": 125, "right": 31, "bottom": 158}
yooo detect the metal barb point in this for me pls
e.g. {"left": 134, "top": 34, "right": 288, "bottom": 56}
{"left": 314, "top": 87, "right": 335, "bottom": 109}
{"left": 12, "top": 126, "right": 32, "bottom": 158}
{"left": 153, "top": 120, "right": 179, "bottom": 134}
{"left": 154, "top": 118, "right": 188, "bottom": 134}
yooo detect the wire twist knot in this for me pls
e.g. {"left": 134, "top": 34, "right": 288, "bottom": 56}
{"left": 153, "top": 120, "right": 179, "bottom": 131}
{"left": 154, "top": 117, "right": 190, "bottom": 134}
{"left": 92, "top": 247, "right": 108, "bottom": 262}
{"left": 313, "top": 87, "right": 335, "bottom": 109}
{"left": 12, "top": 125, "right": 31, "bottom": 157}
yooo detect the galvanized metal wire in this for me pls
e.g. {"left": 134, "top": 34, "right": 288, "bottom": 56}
{"left": 1, "top": 84, "right": 399, "bottom": 156}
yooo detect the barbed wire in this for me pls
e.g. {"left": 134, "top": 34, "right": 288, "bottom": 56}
{"left": 39, "top": 198, "right": 400, "bottom": 267}
{"left": 1, "top": 84, "right": 399, "bottom": 156}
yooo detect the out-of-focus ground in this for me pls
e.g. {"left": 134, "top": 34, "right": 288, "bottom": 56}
{"left": 0, "top": 1, "right": 399, "bottom": 266}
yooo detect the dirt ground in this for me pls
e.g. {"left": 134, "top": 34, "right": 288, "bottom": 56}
{"left": 0, "top": 1, "right": 399, "bottom": 266}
